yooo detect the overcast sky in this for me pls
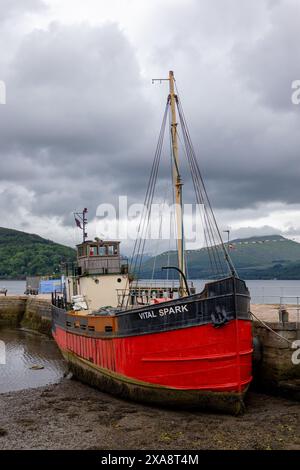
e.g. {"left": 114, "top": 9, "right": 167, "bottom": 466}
{"left": 0, "top": 0, "right": 300, "bottom": 252}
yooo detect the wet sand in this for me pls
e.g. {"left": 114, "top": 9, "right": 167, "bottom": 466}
{"left": 0, "top": 378, "right": 299, "bottom": 450}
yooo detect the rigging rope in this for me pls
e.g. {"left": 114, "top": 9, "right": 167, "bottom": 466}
{"left": 250, "top": 311, "right": 294, "bottom": 345}
{"left": 123, "top": 101, "right": 169, "bottom": 307}
{"left": 123, "top": 81, "right": 239, "bottom": 308}
{"left": 176, "top": 91, "right": 237, "bottom": 278}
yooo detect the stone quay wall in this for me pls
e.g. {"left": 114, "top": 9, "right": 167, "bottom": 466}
{"left": 0, "top": 296, "right": 28, "bottom": 326}
{"left": 253, "top": 320, "right": 300, "bottom": 399}
{"left": 0, "top": 295, "right": 51, "bottom": 335}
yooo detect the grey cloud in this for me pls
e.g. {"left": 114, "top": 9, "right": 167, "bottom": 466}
{"left": 232, "top": 0, "right": 300, "bottom": 111}
{"left": 230, "top": 226, "right": 282, "bottom": 240}
{"left": 129, "top": 0, "right": 300, "bottom": 210}
{"left": 1, "top": 1, "right": 300, "bottom": 246}
{"left": 0, "top": 21, "right": 153, "bottom": 221}
{"left": 5, "top": 22, "right": 146, "bottom": 153}
{"left": 0, "top": 0, "right": 46, "bottom": 24}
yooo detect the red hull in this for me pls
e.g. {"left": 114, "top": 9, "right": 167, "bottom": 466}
{"left": 53, "top": 319, "right": 252, "bottom": 393}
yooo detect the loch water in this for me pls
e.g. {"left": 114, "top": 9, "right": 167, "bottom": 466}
{"left": 0, "top": 328, "right": 66, "bottom": 394}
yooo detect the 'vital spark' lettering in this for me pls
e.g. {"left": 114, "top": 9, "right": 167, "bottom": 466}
{"left": 139, "top": 304, "right": 188, "bottom": 320}
{"left": 139, "top": 310, "right": 157, "bottom": 319}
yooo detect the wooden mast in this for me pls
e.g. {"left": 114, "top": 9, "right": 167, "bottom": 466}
{"left": 168, "top": 71, "right": 186, "bottom": 296}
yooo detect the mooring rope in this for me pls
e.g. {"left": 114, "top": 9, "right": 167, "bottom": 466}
{"left": 250, "top": 311, "right": 294, "bottom": 345}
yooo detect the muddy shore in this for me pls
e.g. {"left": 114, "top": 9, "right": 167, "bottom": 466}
{"left": 0, "top": 379, "right": 299, "bottom": 450}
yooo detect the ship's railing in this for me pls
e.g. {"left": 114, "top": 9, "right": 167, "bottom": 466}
{"left": 135, "top": 279, "right": 196, "bottom": 290}
{"left": 62, "top": 258, "right": 128, "bottom": 276}
{"left": 51, "top": 291, "right": 68, "bottom": 310}
{"left": 116, "top": 279, "right": 196, "bottom": 308}
{"left": 116, "top": 290, "right": 164, "bottom": 308}
{"left": 116, "top": 284, "right": 194, "bottom": 308}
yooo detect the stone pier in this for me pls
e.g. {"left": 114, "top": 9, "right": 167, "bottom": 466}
{"left": 252, "top": 306, "right": 300, "bottom": 400}
{"left": 0, "top": 296, "right": 27, "bottom": 327}
{"left": 0, "top": 295, "right": 52, "bottom": 334}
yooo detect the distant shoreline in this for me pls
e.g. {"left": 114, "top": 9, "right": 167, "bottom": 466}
{"left": 138, "top": 276, "right": 300, "bottom": 281}
{"left": 2, "top": 276, "right": 300, "bottom": 281}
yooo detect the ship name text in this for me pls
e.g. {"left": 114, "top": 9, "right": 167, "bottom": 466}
{"left": 139, "top": 304, "right": 188, "bottom": 320}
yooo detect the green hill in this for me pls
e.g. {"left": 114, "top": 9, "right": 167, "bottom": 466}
{"left": 0, "top": 227, "right": 76, "bottom": 279}
{"left": 139, "top": 235, "right": 300, "bottom": 280}
{"left": 2, "top": 229, "right": 300, "bottom": 280}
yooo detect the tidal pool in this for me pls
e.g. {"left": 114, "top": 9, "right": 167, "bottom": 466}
{"left": 0, "top": 328, "right": 66, "bottom": 393}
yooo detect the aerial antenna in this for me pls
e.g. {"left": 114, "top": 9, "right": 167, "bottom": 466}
{"left": 152, "top": 78, "right": 169, "bottom": 85}
{"left": 74, "top": 208, "right": 88, "bottom": 243}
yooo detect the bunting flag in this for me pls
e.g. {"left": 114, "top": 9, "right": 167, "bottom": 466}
{"left": 186, "top": 238, "right": 287, "bottom": 254}
{"left": 227, "top": 238, "right": 286, "bottom": 249}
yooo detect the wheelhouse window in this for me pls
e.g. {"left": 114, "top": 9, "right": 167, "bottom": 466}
{"left": 78, "top": 246, "right": 84, "bottom": 257}
{"left": 99, "top": 246, "right": 106, "bottom": 256}
{"left": 89, "top": 246, "right": 98, "bottom": 256}
{"left": 108, "top": 245, "right": 115, "bottom": 256}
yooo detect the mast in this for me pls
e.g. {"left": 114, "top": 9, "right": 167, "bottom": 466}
{"left": 74, "top": 208, "right": 88, "bottom": 243}
{"left": 168, "top": 71, "right": 186, "bottom": 296}
{"left": 82, "top": 208, "right": 88, "bottom": 243}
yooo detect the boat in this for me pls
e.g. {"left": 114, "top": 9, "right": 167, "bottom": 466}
{"left": 51, "top": 71, "right": 253, "bottom": 414}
